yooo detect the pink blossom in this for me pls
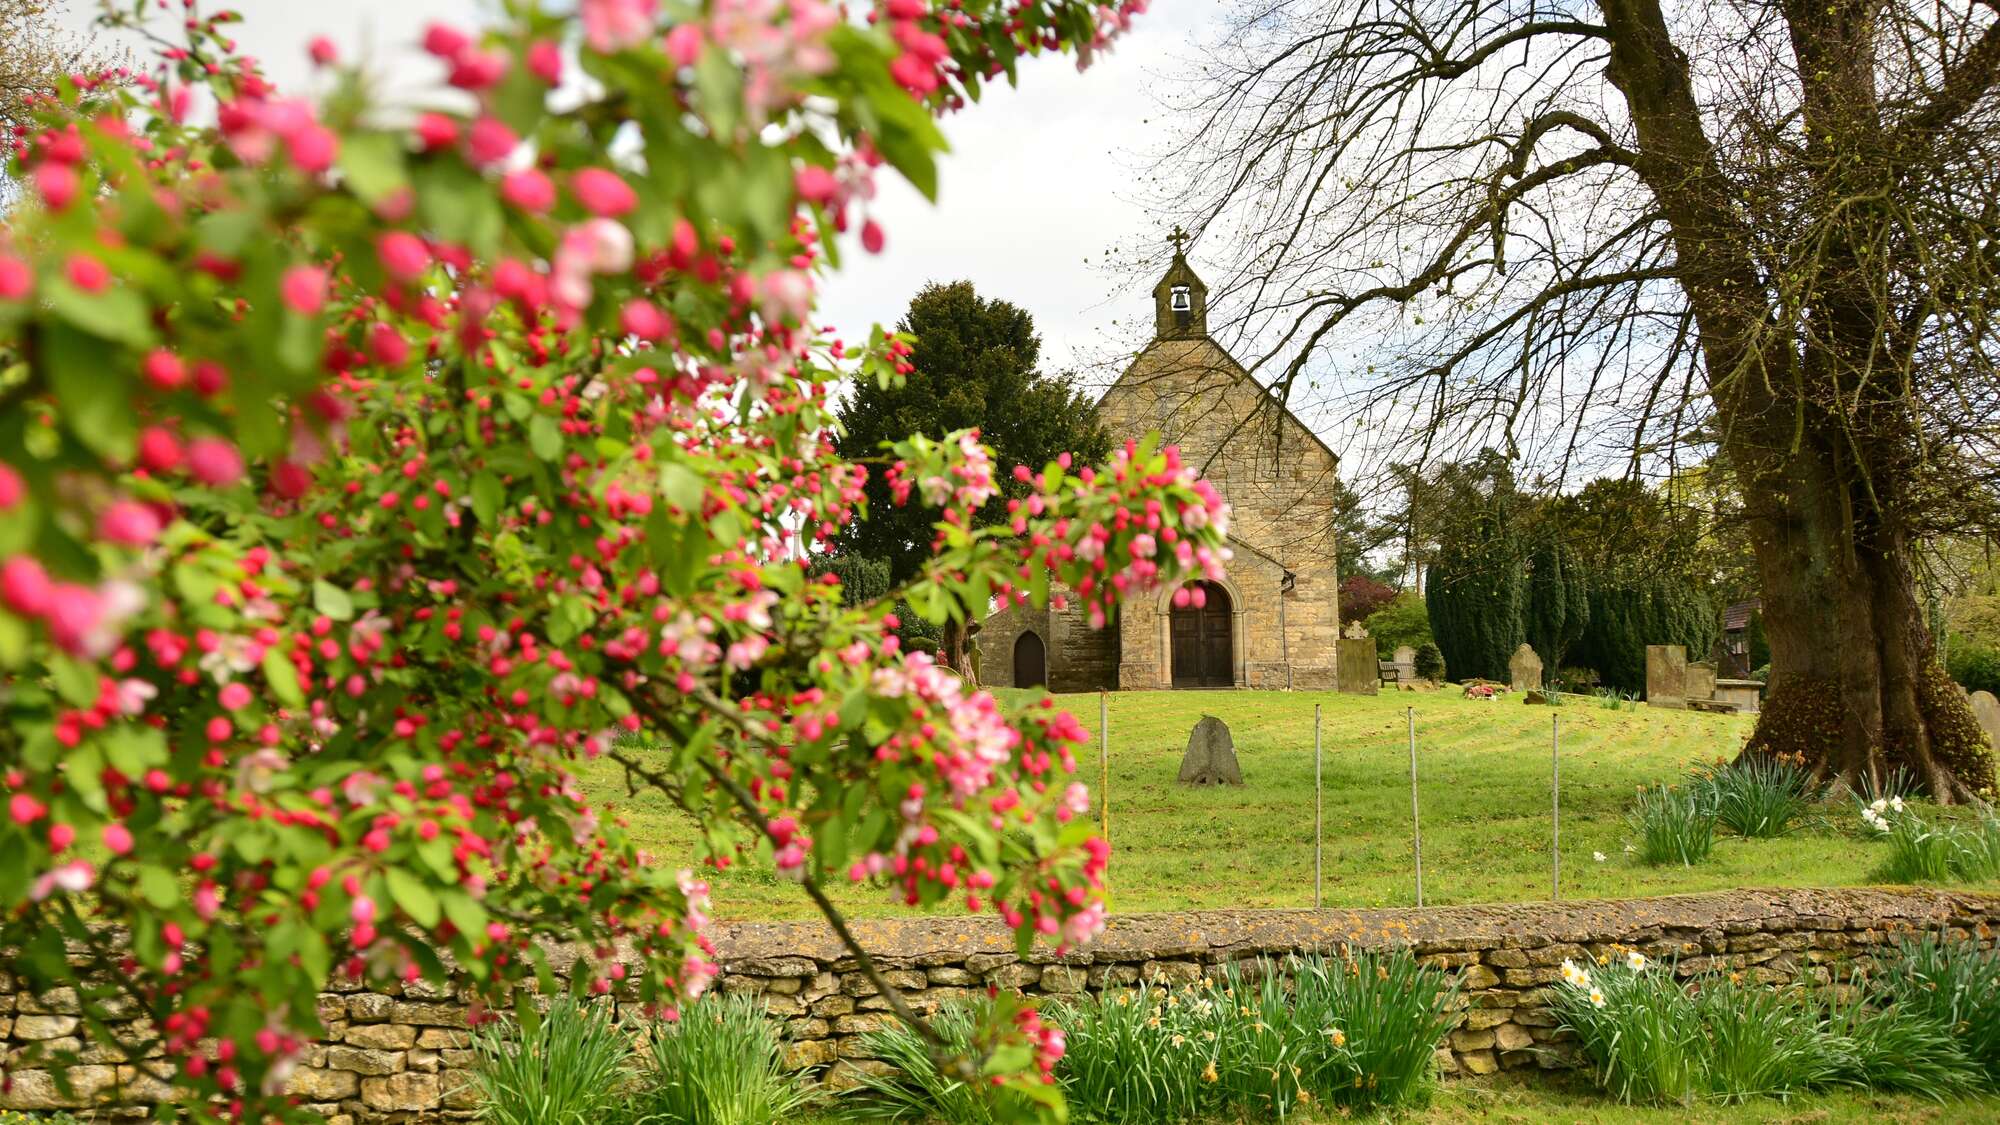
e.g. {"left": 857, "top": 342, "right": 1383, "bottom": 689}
{"left": 526, "top": 40, "right": 563, "bottom": 84}
{"left": 582, "top": 0, "right": 658, "bottom": 53}
{"left": 664, "top": 23, "right": 704, "bottom": 67}
{"left": 43, "top": 584, "right": 106, "bottom": 655}
{"left": 466, "top": 116, "right": 519, "bottom": 165}
{"left": 0, "top": 462, "right": 22, "bottom": 509}
{"left": 308, "top": 35, "right": 338, "bottom": 66}
{"left": 500, "top": 168, "right": 557, "bottom": 213}
{"left": 30, "top": 861, "right": 95, "bottom": 901}
{"left": 99, "top": 499, "right": 164, "bottom": 546}
{"left": 35, "top": 162, "right": 78, "bottom": 210}
{"left": 572, "top": 168, "right": 637, "bottom": 217}
{"left": 0, "top": 255, "right": 30, "bottom": 301}
{"left": 376, "top": 232, "right": 431, "bottom": 281}
{"left": 1, "top": 557, "right": 52, "bottom": 615}
{"left": 187, "top": 438, "right": 246, "bottom": 486}
{"left": 103, "top": 823, "right": 134, "bottom": 855}
{"left": 280, "top": 266, "right": 328, "bottom": 314}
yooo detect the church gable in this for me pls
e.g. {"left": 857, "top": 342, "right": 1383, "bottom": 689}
{"left": 976, "top": 237, "right": 1346, "bottom": 694}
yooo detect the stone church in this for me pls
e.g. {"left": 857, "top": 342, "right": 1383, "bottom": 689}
{"left": 974, "top": 244, "right": 1343, "bottom": 691}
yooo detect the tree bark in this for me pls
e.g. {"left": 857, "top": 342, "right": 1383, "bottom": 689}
{"left": 1598, "top": 0, "right": 1995, "bottom": 800}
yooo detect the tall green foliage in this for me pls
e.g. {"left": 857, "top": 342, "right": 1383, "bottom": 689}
{"left": 1573, "top": 581, "right": 1720, "bottom": 694}
{"left": 1424, "top": 456, "right": 1525, "bottom": 682}
{"left": 835, "top": 281, "right": 1112, "bottom": 585}
{"left": 1524, "top": 535, "right": 1590, "bottom": 671}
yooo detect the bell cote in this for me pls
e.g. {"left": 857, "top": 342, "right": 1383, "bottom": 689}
{"left": 1152, "top": 228, "right": 1208, "bottom": 340}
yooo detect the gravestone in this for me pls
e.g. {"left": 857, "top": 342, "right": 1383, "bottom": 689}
{"left": 1646, "top": 645, "right": 1687, "bottom": 708}
{"left": 1393, "top": 644, "right": 1417, "bottom": 681}
{"left": 1336, "top": 636, "right": 1379, "bottom": 695}
{"left": 1972, "top": 691, "right": 2000, "bottom": 756}
{"left": 1685, "top": 661, "right": 1718, "bottom": 704}
{"left": 1178, "top": 715, "right": 1244, "bottom": 786}
{"left": 1508, "top": 643, "right": 1543, "bottom": 693}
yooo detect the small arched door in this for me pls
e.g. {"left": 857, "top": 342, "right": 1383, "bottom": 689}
{"left": 1170, "top": 581, "right": 1234, "bottom": 688}
{"left": 1013, "top": 631, "right": 1047, "bottom": 689}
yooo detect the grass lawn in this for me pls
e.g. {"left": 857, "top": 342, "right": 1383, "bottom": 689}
{"left": 1373, "top": 1075, "right": 2000, "bottom": 1123}
{"left": 577, "top": 687, "right": 1998, "bottom": 921}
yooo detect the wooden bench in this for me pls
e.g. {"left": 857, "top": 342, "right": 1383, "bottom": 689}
{"left": 1380, "top": 661, "right": 1406, "bottom": 684}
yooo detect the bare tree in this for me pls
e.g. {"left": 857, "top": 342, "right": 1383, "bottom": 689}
{"left": 1152, "top": 0, "right": 2000, "bottom": 799}
{"left": 1, "top": 1, "right": 121, "bottom": 133}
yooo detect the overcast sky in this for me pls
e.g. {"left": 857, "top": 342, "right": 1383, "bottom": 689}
{"left": 61, "top": 0, "right": 1229, "bottom": 385}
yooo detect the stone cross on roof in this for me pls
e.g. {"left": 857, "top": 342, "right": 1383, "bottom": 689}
{"left": 1167, "top": 225, "right": 1190, "bottom": 254}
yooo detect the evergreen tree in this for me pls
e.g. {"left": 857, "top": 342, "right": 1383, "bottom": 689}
{"left": 1424, "top": 456, "right": 1525, "bottom": 681}
{"left": 836, "top": 281, "right": 1111, "bottom": 674}
{"left": 1523, "top": 535, "right": 1590, "bottom": 671}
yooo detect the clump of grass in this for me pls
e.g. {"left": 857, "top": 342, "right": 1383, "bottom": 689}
{"left": 1628, "top": 783, "right": 1716, "bottom": 865}
{"left": 1860, "top": 799, "right": 2000, "bottom": 883}
{"left": 626, "top": 994, "right": 818, "bottom": 1125}
{"left": 471, "top": 993, "right": 633, "bottom": 1125}
{"left": 837, "top": 1001, "right": 1004, "bottom": 1125}
{"left": 1871, "top": 934, "right": 2000, "bottom": 1084}
{"left": 851, "top": 954, "right": 1454, "bottom": 1124}
{"left": 1691, "top": 755, "right": 1815, "bottom": 838}
{"left": 1595, "top": 688, "right": 1637, "bottom": 710}
{"left": 1552, "top": 950, "right": 1985, "bottom": 1106}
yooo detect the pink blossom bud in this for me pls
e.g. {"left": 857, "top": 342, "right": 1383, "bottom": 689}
{"left": 103, "top": 823, "right": 134, "bottom": 855}
{"left": 218, "top": 682, "right": 252, "bottom": 711}
{"left": 65, "top": 255, "right": 109, "bottom": 293}
{"left": 572, "top": 168, "right": 637, "bottom": 217}
{"left": 186, "top": 438, "right": 246, "bottom": 486}
{"left": 99, "top": 500, "right": 163, "bottom": 546}
{"left": 280, "top": 265, "right": 328, "bottom": 314}
{"left": 421, "top": 23, "right": 470, "bottom": 59}
{"left": 466, "top": 116, "right": 518, "bottom": 165}
{"left": 664, "top": 23, "right": 703, "bottom": 67}
{"left": 0, "top": 255, "right": 29, "bottom": 301}
{"left": 414, "top": 112, "right": 459, "bottom": 151}
{"left": 308, "top": 36, "right": 338, "bottom": 66}
{"left": 527, "top": 40, "right": 563, "bottom": 85}
{"left": 0, "top": 462, "right": 22, "bottom": 510}
{"left": 286, "top": 122, "right": 338, "bottom": 172}
{"left": 500, "top": 168, "right": 556, "bottom": 213}
{"left": 795, "top": 165, "right": 838, "bottom": 205}
{"left": 861, "top": 218, "right": 885, "bottom": 254}
{"left": 376, "top": 231, "right": 431, "bottom": 281}
{"left": 0, "top": 557, "right": 53, "bottom": 615}
{"left": 35, "top": 162, "right": 78, "bottom": 211}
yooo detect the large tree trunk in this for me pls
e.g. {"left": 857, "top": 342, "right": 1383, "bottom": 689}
{"left": 1740, "top": 443, "right": 1994, "bottom": 801}
{"left": 1599, "top": 0, "right": 1996, "bottom": 801}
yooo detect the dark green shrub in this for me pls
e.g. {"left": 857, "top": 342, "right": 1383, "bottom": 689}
{"left": 1413, "top": 641, "right": 1445, "bottom": 681}
{"left": 1947, "top": 642, "right": 2000, "bottom": 696}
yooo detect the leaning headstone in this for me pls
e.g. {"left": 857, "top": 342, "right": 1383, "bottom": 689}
{"left": 1523, "top": 689, "right": 1549, "bottom": 705}
{"left": 1178, "top": 715, "right": 1244, "bottom": 786}
{"left": 1336, "top": 636, "right": 1379, "bottom": 695}
{"left": 1684, "top": 661, "right": 1718, "bottom": 704}
{"left": 1646, "top": 645, "right": 1687, "bottom": 708}
{"left": 1509, "top": 643, "right": 1543, "bottom": 693}
{"left": 1971, "top": 691, "right": 2000, "bottom": 755}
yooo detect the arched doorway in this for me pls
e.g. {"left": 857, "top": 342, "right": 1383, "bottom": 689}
{"left": 1170, "top": 581, "right": 1234, "bottom": 688}
{"left": 1012, "top": 631, "right": 1047, "bottom": 689}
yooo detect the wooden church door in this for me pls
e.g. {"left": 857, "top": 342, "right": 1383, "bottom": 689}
{"left": 1170, "top": 582, "right": 1233, "bottom": 688}
{"left": 1012, "top": 631, "right": 1047, "bottom": 689}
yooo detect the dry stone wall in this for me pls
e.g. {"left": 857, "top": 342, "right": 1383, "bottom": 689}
{"left": 4, "top": 888, "right": 1995, "bottom": 1120}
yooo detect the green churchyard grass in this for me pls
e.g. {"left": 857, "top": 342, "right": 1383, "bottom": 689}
{"left": 576, "top": 688, "right": 2000, "bottom": 920}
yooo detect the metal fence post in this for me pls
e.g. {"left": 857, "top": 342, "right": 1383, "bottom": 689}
{"left": 1099, "top": 691, "right": 1111, "bottom": 898}
{"left": 1313, "top": 703, "right": 1323, "bottom": 909}
{"left": 1407, "top": 706, "right": 1424, "bottom": 908}
{"left": 1552, "top": 713, "right": 1561, "bottom": 902}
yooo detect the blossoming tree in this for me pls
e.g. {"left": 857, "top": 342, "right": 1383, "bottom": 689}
{"left": 0, "top": 0, "right": 1231, "bottom": 1119}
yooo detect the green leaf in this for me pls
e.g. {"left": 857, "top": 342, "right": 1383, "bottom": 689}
{"left": 385, "top": 867, "right": 441, "bottom": 928}
{"left": 45, "top": 279, "right": 156, "bottom": 348}
{"left": 138, "top": 865, "right": 180, "bottom": 910}
{"left": 313, "top": 580, "right": 355, "bottom": 621}
{"left": 262, "top": 648, "right": 304, "bottom": 708}
{"left": 471, "top": 472, "right": 504, "bottom": 526}
{"left": 49, "top": 654, "right": 98, "bottom": 708}
{"left": 441, "top": 890, "right": 487, "bottom": 943}
{"left": 337, "top": 132, "right": 409, "bottom": 206}
{"left": 46, "top": 324, "right": 137, "bottom": 460}
{"left": 659, "top": 462, "right": 704, "bottom": 511}
{"left": 529, "top": 414, "right": 563, "bottom": 461}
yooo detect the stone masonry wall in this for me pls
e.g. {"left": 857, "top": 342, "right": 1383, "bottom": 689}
{"left": 4, "top": 889, "right": 1995, "bottom": 1119}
